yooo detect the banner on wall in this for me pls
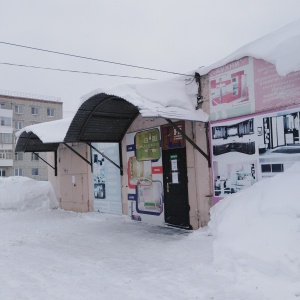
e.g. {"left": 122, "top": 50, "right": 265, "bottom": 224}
{"left": 209, "top": 57, "right": 254, "bottom": 121}
{"left": 209, "top": 56, "right": 300, "bottom": 122}
{"left": 253, "top": 58, "right": 300, "bottom": 112}
{"left": 210, "top": 105, "right": 300, "bottom": 205}
{"left": 126, "top": 127, "right": 164, "bottom": 226}
{"left": 92, "top": 143, "right": 122, "bottom": 215}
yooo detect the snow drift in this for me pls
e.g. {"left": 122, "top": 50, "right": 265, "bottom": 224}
{"left": 208, "top": 163, "right": 300, "bottom": 281}
{"left": 0, "top": 176, "right": 59, "bottom": 211}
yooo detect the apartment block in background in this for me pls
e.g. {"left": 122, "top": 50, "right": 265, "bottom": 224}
{"left": 0, "top": 90, "right": 63, "bottom": 180}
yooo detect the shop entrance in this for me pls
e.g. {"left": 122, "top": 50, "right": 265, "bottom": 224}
{"left": 161, "top": 122, "right": 190, "bottom": 228}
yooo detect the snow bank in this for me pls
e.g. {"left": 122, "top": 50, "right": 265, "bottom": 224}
{"left": 208, "top": 163, "right": 300, "bottom": 281}
{"left": 0, "top": 176, "right": 59, "bottom": 211}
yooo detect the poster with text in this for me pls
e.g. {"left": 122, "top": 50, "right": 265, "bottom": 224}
{"left": 126, "top": 127, "right": 164, "bottom": 226}
{"left": 92, "top": 143, "right": 122, "bottom": 215}
{"left": 253, "top": 58, "right": 300, "bottom": 112}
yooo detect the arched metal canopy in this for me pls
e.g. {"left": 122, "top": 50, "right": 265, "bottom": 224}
{"left": 15, "top": 93, "right": 140, "bottom": 152}
{"left": 15, "top": 131, "right": 60, "bottom": 153}
{"left": 64, "top": 93, "right": 140, "bottom": 143}
{"left": 15, "top": 92, "right": 210, "bottom": 175}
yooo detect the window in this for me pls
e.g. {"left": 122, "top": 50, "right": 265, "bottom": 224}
{"left": 31, "top": 153, "right": 39, "bottom": 161}
{"left": 15, "top": 168, "right": 23, "bottom": 176}
{"left": 14, "top": 105, "right": 23, "bottom": 114}
{"left": 15, "top": 152, "right": 23, "bottom": 161}
{"left": 0, "top": 169, "right": 6, "bottom": 177}
{"left": 47, "top": 108, "right": 55, "bottom": 117}
{"left": 31, "top": 107, "right": 39, "bottom": 115}
{"left": 261, "top": 164, "right": 284, "bottom": 173}
{"left": 1, "top": 150, "right": 12, "bottom": 159}
{"left": 0, "top": 133, "right": 12, "bottom": 144}
{"left": 32, "top": 168, "right": 39, "bottom": 176}
{"left": 14, "top": 121, "right": 23, "bottom": 130}
{"left": 0, "top": 117, "right": 12, "bottom": 126}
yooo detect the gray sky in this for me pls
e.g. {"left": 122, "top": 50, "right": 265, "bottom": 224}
{"left": 1, "top": 0, "right": 300, "bottom": 116}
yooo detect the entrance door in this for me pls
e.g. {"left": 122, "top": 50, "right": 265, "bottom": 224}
{"left": 161, "top": 122, "right": 190, "bottom": 228}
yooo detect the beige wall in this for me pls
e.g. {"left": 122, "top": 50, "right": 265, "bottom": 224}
{"left": 48, "top": 143, "right": 94, "bottom": 213}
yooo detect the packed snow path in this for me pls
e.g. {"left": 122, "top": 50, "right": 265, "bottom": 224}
{"left": 0, "top": 210, "right": 270, "bottom": 300}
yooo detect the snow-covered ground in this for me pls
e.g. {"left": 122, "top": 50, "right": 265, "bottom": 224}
{"left": 0, "top": 167, "right": 300, "bottom": 300}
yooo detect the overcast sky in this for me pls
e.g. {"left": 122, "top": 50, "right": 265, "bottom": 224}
{"left": 1, "top": 0, "right": 300, "bottom": 116}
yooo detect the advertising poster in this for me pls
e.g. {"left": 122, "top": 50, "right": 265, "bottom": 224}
{"left": 209, "top": 57, "right": 254, "bottom": 121}
{"left": 210, "top": 104, "right": 300, "bottom": 205}
{"left": 92, "top": 143, "right": 122, "bottom": 215}
{"left": 126, "top": 127, "right": 164, "bottom": 226}
{"left": 253, "top": 58, "right": 300, "bottom": 112}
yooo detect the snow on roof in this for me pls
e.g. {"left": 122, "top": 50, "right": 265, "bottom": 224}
{"left": 80, "top": 75, "right": 209, "bottom": 122}
{"left": 15, "top": 117, "right": 72, "bottom": 143}
{"left": 198, "top": 18, "right": 300, "bottom": 77}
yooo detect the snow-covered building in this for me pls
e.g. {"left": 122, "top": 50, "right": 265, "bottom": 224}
{"left": 15, "top": 18, "right": 300, "bottom": 230}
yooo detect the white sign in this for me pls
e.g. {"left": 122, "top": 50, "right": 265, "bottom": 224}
{"left": 171, "top": 159, "right": 178, "bottom": 171}
{"left": 172, "top": 172, "right": 179, "bottom": 184}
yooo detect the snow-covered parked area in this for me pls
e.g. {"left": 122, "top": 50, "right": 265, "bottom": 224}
{"left": 0, "top": 165, "right": 300, "bottom": 299}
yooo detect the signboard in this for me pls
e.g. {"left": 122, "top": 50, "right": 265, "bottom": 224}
{"left": 209, "top": 57, "right": 254, "bottom": 121}
{"left": 92, "top": 143, "right": 122, "bottom": 215}
{"left": 135, "top": 128, "right": 160, "bottom": 161}
{"left": 253, "top": 58, "right": 300, "bottom": 111}
{"left": 210, "top": 104, "right": 300, "bottom": 205}
{"left": 161, "top": 121, "right": 185, "bottom": 150}
{"left": 209, "top": 56, "right": 300, "bottom": 121}
{"left": 126, "top": 127, "right": 164, "bottom": 225}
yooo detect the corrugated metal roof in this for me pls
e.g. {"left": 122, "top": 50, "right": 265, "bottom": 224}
{"left": 15, "top": 131, "right": 59, "bottom": 152}
{"left": 15, "top": 93, "right": 140, "bottom": 152}
{"left": 64, "top": 93, "right": 139, "bottom": 143}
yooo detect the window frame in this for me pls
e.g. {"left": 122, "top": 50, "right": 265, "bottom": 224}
{"left": 0, "top": 117, "right": 12, "bottom": 126}
{"left": 31, "top": 106, "right": 39, "bottom": 115}
{"left": 15, "top": 152, "right": 23, "bottom": 161}
{"left": 14, "top": 121, "right": 23, "bottom": 130}
{"left": 0, "top": 133, "right": 13, "bottom": 144}
{"left": 31, "top": 153, "right": 39, "bottom": 161}
{"left": 14, "top": 168, "right": 23, "bottom": 176}
{"left": 47, "top": 108, "right": 55, "bottom": 117}
{"left": 14, "top": 105, "right": 23, "bottom": 114}
{"left": 32, "top": 168, "right": 39, "bottom": 176}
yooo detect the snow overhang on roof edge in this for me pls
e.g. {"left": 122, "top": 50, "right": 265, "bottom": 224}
{"left": 80, "top": 75, "right": 209, "bottom": 123}
{"left": 197, "top": 18, "right": 300, "bottom": 77}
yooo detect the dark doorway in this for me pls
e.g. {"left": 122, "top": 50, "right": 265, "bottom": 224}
{"left": 161, "top": 122, "right": 190, "bottom": 229}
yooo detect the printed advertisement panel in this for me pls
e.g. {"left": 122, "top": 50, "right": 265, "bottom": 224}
{"left": 126, "top": 127, "right": 164, "bottom": 226}
{"left": 210, "top": 105, "right": 300, "bottom": 205}
{"left": 253, "top": 58, "right": 300, "bottom": 111}
{"left": 209, "top": 57, "right": 254, "bottom": 121}
{"left": 92, "top": 143, "right": 122, "bottom": 215}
